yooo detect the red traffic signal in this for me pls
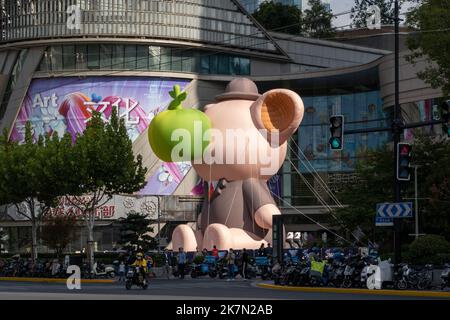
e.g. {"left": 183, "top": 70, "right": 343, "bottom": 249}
{"left": 397, "top": 143, "right": 412, "bottom": 181}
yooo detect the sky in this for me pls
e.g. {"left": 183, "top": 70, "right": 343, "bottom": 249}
{"left": 325, "top": 0, "right": 418, "bottom": 28}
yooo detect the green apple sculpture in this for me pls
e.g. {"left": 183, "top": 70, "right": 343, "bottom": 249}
{"left": 148, "top": 85, "right": 211, "bottom": 162}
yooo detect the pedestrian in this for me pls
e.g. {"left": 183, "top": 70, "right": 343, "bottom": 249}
{"left": 177, "top": 247, "right": 187, "bottom": 279}
{"left": 163, "top": 249, "right": 171, "bottom": 279}
{"left": 257, "top": 243, "right": 266, "bottom": 257}
{"left": 212, "top": 245, "right": 219, "bottom": 259}
{"left": 265, "top": 243, "right": 273, "bottom": 257}
{"left": 118, "top": 261, "right": 126, "bottom": 282}
{"left": 226, "top": 248, "right": 236, "bottom": 281}
{"left": 241, "top": 248, "right": 249, "bottom": 280}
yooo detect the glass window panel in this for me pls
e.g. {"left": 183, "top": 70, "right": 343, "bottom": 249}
{"left": 87, "top": 45, "right": 100, "bottom": 70}
{"left": 100, "top": 44, "right": 112, "bottom": 69}
{"left": 62, "top": 45, "right": 76, "bottom": 70}
{"left": 50, "top": 46, "right": 63, "bottom": 71}
{"left": 136, "top": 45, "right": 148, "bottom": 70}
{"left": 76, "top": 45, "right": 87, "bottom": 70}
{"left": 160, "top": 47, "right": 171, "bottom": 71}
{"left": 171, "top": 48, "right": 182, "bottom": 72}
{"left": 209, "top": 54, "right": 218, "bottom": 74}
{"left": 200, "top": 54, "right": 210, "bottom": 74}
{"left": 239, "top": 57, "right": 250, "bottom": 75}
{"left": 218, "top": 54, "right": 229, "bottom": 74}
{"left": 230, "top": 56, "right": 240, "bottom": 75}
{"left": 148, "top": 46, "right": 161, "bottom": 71}
{"left": 112, "top": 45, "right": 124, "bottom": 69}
{"left": 182, "top": 51, "right": 195, "bottom": 73}
{"left": 124, "top": 45, "right": 137, "bottom": 69}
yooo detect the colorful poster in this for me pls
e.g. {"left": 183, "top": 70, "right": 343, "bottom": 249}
{"left": 11, "top": 77, "right": 189, "bottom": 143}
{"left": 11, "top": 77, "right": 192, "bottom": 196}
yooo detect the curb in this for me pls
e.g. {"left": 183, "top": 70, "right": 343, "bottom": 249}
{"left": 0, "top": 277, "right": 116, "bottom": 284}
{"left": 256, "top": 283, "right": 450, "bottom": 298}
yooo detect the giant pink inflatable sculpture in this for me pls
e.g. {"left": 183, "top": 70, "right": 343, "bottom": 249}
{"left": 171, "top": 78, "right": 304, "bottom": 251}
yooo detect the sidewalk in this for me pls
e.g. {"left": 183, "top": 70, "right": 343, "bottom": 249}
{"left": 256, "top": 282, "right": 450, "bottom": 298}
{"left": 0, "top": 277, "right": 116, "bottom": 284}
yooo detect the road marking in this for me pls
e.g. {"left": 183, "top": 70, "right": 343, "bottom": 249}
{"left": 256, "top": 283, "right": 450, "bottom": 298}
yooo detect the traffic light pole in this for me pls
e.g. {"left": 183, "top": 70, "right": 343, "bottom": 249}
{"left": 393, "top": 0, "right": 402, "bottom": 266}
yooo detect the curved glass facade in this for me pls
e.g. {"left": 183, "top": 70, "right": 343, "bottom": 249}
{"left": 37, "top": 44, "right": 251, "bottom": 75}
{"left": 297, "top": 91, "right": 388, "bottom": 173}
{"left": 0, "top": 0, "right": 279, "bottom": 54}
{"left": 279, "top": 90, "right": 390, "bottom": 206}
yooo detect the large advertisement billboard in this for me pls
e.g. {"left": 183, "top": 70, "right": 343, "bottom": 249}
{"left": 10, "top": 77, "right": 199, "bottom": 196}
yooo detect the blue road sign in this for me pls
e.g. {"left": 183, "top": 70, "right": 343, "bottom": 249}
{"left": 377, "top": 202, "right": 413, "bottom": 218}
{"left": 376, "top": 216, "right": 394, "bottom": 227}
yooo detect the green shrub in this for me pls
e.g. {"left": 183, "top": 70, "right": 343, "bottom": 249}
{"left": 405, "top": 235, "right": 450, "bottom": 265}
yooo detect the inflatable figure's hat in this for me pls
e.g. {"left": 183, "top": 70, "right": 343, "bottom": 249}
{"left": 215, "top": 78, "right": 261, "bottom": 102}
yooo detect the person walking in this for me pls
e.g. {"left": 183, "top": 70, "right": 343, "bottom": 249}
{"left": 163, "top": 249, "right": 171, "bottom": 279}
{"left": 177, "top": 247, "right": 187, "bottom": 279}
{"left": 241, "top": 248, "right": 249, "bottom": 280}
{"left": 226, "top": 249, "right": 236, "bottom": 281}
{"left": 118, "top": 261, "right": 126, "bottom": 282}
{"left": 212, "top": 245, "right": 219, "bottom": 259}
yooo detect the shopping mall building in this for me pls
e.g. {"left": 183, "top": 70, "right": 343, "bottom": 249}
{"left": 0, "top": 0, "right": 445, "bottom": 253}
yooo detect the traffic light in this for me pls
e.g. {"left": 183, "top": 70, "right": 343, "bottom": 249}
{"left": 397, "top": 143, "right": 412, "bottom": 181}
{"left": 329, "top": 115, "right": 344, "bottom": 150}
{"left": 442, "top": 100, "right": 450, "bottom": 138}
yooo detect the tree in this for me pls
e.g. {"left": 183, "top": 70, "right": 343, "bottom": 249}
{"left": 303, "top": 0, "right": 336, "bottom": 38}
{"left": 0, "top": 125, "right": 74, "bottom": 262}
{"left": 334, "top": 135, "right": 450, "bottom": 251}
{"left": 351, "top": 0, "right": 397, "bottom": 28}
{"left": 410, "top": 134, "right": 450, "bottom": 238}
{"left": 406, "top": 0, "right": 450, "bottom": 97}
{"left": 117, "top": 212, "right": 157, "bottom": 253}
{"left": 66, "top": 109, "right": 147, "bottom": 270}
{"left": 333, "top": 145, "right": 395, "bottom": 250}
{"left": 40, "top": 214, "right": 77, "bottom": 258}
{"left": 252, "top": 1, "right": 303, "bottom": 35}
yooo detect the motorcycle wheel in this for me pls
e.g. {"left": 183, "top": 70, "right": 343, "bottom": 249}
{"left": 125, "top": 281, "right": 132, "bottom": 290}
{"left": 219, "top": 273, "right": 225, "bottom": 279}
{"left": 142, "top": 283, "right": 148, "bottom": 290}
{"left": 417, "top": 279, "right": 429, "bottom": 291}
{"left": 342, "top": 279, "right": 353, "bottom": 289}
{"left": 209, "top": 271, "right": 217, "bottom": 278}
{"left": 109, "top": 272, "right": 115, "bottom": 278}
{"left": 191, "top": 271, "right": 197, "bottom": 279}
{"left": 396, "top": 280, "right": 408, "bottom": 290}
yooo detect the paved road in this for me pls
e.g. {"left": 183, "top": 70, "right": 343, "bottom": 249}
{"left": 0, "top": 279, "right": 445, "bottom": 300}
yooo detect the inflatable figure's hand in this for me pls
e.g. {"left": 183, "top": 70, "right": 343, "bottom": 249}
{"left": 243, "top": 178, "right": 281, "bottom": 230}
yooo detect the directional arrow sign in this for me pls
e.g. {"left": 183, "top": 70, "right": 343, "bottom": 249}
{"left": 377, "top": 202, "right": 413, "bottom": 218}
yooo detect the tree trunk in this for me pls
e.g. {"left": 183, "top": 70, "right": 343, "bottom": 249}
{"left": 29, "top": 201, "right": 38, "bottom": 264}
{"left": 86, "top": 215, "right": 95, "bottom": 273}
{"left": 31, "top": 219, "right": 38, "bottom": 263}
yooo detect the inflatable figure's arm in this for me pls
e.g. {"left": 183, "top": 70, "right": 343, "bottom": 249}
{"left": 242, "top": 179, "right": 280, "bottom": 230}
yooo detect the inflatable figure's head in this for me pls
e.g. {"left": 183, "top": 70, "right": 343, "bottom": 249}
{"left": 193, "top": 78, "right": 304, "bottom": 181}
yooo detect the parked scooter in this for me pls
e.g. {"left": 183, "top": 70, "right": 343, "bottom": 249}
{"left": 441, "top": 264, "right": 450, "bottom": 290}
{"left": 91, "top": 262, "right": 115, "bottom": 278}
